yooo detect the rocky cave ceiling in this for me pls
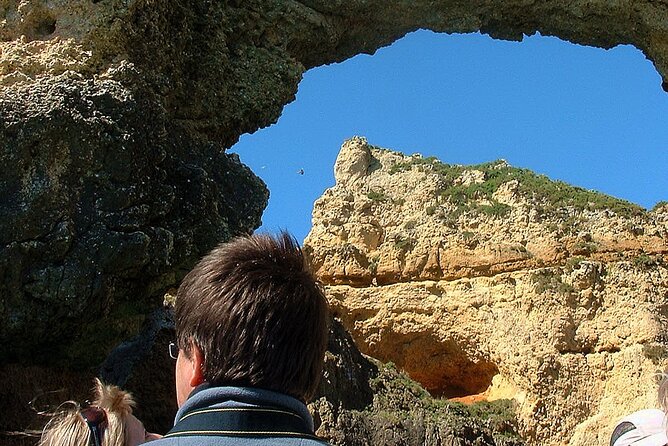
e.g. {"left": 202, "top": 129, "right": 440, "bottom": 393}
{"left": 0, "top": 0, "right": 666, "bottom": 363}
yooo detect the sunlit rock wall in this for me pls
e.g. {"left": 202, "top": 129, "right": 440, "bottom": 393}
{"left": 305, "top": 138, "right": 668, "bottom": 446}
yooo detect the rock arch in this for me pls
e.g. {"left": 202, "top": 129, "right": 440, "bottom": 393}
{"left": 2, "top": 2, "right": 667, "bottom": 445}
{"left": 1, "top": 0, "right": 666, "bottom": 402}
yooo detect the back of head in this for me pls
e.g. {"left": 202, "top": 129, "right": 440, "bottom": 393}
{"left": 175, "top": 231, "right": 329, "bottom": 401}
{"left": 38, "top": 379, "right": 134, "bottom": 446}
{"left": 659, "top": 372, "right": 668, "bottom": 414}
{"left": 610, "top": 408, "right": 668, "bottom": 446}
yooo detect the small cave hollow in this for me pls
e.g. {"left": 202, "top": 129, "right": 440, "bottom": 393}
{"left": 388, "top": 336, "right": 499, "bottom": 399}
{"left": 33, "top": 15, "right": 57, "bottom": 40}
{"left": 423, "top": 356, "right": 499, "bottom": 399}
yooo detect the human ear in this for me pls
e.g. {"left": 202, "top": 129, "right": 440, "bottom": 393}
{"left": 189, "top": 343, "right": 205, "bottom": 387}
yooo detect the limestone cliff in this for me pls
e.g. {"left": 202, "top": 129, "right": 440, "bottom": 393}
{"left": 312, "top": 320, "right": 522, "bottom": 446}
{"left": 305, "top": 137, "right": 668, "bottom": 446}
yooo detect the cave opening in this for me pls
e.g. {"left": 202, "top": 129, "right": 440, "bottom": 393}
{"left": 361, "top": 329, "right": 502, "bottom": 400}
{"left": 231, "top": 30, "right": 668, "bottom": 242}
{"left": 399, "top": 339, "right": 500, "bottom": 400}
{"left": 228, "top": 30, "right": 668, "bottom": 399}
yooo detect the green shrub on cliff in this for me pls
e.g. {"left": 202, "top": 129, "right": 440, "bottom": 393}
{"left": 367, "top": 190, "right": 388, "bottom": 201}
{"left": 478, "top": 201, "right": 512, "bottom": 218}
{"left": 633, "top": 253, "right": 663, "bottom": 269}
{"left": 368, "top": 256, "right": 380, "bottom": 275}
{"left": 530, "top": 269, "right": 575, "bottom": 295}
{"left": 343, "top": 361, "right": 523, "bottom": 445}
{"left": 389, "top": 156, "right": 644, "bottom": 217}
{"left": 313, "top": 322, "right": 522, "bottom": 446}
{"left": 394, "top": 237, "right": 416, "bottom": 251}
{"left": 652, "top": 201, "right": 668, "bottom": 211}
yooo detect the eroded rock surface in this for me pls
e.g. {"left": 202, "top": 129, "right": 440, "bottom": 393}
{"left": 0, "top": 1, "right": 283, "bottom": 363}
{"left": 0, "top": 76, "right": 268, "bottom": 363}
{"left": 2, "top": 0, "right": 668, "bottom": 440}
{"left": 305, "top": 138, "right": 668, "bottom": 446}
{"left": 2, "top": 0, "right": 667, "bottom": 366}
{"left": 312, "top": 319, "right": 523, "bottom": 446}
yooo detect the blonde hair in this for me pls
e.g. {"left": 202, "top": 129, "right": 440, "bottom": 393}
{"left": 658, "top": 372, "right": 668, "bottom": 413}
{"left": 39, "top": 379, "right": 136, "bottom": 446}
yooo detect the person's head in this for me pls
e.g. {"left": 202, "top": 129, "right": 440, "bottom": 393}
{"left": 659, "top": 372, "right": 668, "bottom": 414}
{"left": 174, "top": 231, "right": 329, "bottom": 405}
{"left": 39, "top": 378, "right": 160, "bottom": 446}
{"left": 610, "top": 409, "right": 668, "bottom": 446}
{"left": 610, "top": 373, "right": 668, "bottom": 446}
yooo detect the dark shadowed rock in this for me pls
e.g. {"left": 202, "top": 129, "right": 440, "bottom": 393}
{"left": 0, "top": 75, "right": 267, "bottom": 364}
{"left": 315, "top": 318, "right": 378, "bottom": 411}
{"left": 312, "top": 319, "right": 523, "bottom": 446}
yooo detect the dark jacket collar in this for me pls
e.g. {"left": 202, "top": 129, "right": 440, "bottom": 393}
{"left": 174, "top": 384, "right": 315, "bottom": 432}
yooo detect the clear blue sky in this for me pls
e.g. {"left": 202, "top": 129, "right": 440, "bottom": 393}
{"left": 231, "top": 30, "right": 668, "bottom": 243}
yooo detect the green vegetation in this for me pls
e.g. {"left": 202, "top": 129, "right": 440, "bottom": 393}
{"left": 425, "top": 205, "right": 437, "bottom": 215}
{"left": 633, "top": 253, "right": 662, "bottom": 269}
{"left": 463, "top": 399, "right": 521, "bottom": 439}
{"left": 512, "top": 244, "right": 528, "bottom": 254}
{"left": 394, "top": 236, "right": 416, "bottom": 251}
{"left": 368, "top": 255, "right": 380, "bottom": 275}
{"left": 652, "top": 201, "right": 668, "bottom": 211}
{"left": 352, "top": 361, "right": 523, "bottom": 444}
{"left": 367, "top": 190, "right": 388, "bottom": 201}
{"left": 558, "top": 281, "right": 576, "bottom": 294}
{"left": 389, "top": 156, "right": 644, "bottom": 217}
{"left": 389, "top": 155, "right": 441, "bottom": 175}
{"left": 443, "top": 199, "right": 511, "bottom": 220}
{"left": 477, "top": 201, "right": 512, "bottom": 218}
{"left": 564, "top": 256, "right": 585, "bottom": 272}
{"left": 370, "top": 361, "right": 432, "bottom": 404}
{"left": 573, "top": 241, "right": 598, "bottom": 255}
{"left": 531, "top": 270, "right": 575, "bottom": 295}
{"left": 559, "top": 216, "right": 584, "bottom": 235}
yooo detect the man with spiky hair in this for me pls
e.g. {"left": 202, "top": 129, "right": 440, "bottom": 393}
{"left": 151, "top": 232, "right": 331, "bottom": 445}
